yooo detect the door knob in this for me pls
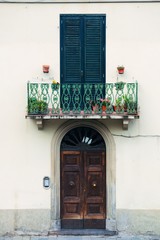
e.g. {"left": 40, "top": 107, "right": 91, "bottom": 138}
{"left": 92, "top": 181, "right": 97, "bottom": 187}
{"left": 69, "top": 181, "right": 75, "bottom": 187}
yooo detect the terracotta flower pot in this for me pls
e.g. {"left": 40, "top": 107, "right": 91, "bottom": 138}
{"left": 43, "top": 65, "right": 50, "bottom": 73}
{"left": 117, "top": 66, "right": 124, "bottom": 74}
{"left": 102, "top": 105, "right": 106, "bottom": 111}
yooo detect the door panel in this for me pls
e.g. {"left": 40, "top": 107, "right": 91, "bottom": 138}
{"left": 61, "top": 151, "right": 83, "bottom": 220}
{"left": 61, "top": 150, "right": 106, "bottom": 229}
{"left": 84, "top": 151, "right": 106, "bottom": 221}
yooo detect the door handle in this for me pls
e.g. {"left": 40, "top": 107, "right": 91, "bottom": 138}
{"left": 69, "top": 181, "right": 75, "bottom": 187}
{"left": 92, "top": 181, "right": 97, "bottom": 187}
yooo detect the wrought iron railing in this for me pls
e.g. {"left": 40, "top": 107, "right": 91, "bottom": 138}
{"left": 27, "top": 81, "right": 138, "bottom": 115}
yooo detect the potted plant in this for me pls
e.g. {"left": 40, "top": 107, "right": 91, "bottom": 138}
{"left": 43, "top": 65, "right": 50, "bottom": 73}
{"left": 28, "top": 97, "right": 38, "bottom": 114}
{"left": 114, "top": 97, "right": 124, "bottom": 113}
{"left": 91, "top": 100, "right": 95, "bottom": 110}
{"left": 123, "top": 95, "right": 138, "bottom": 114}
{"left": 28, "top": 97, "right": 48, "bottom": 115}
{"left": 123, "top": 94, "right": 130, "bottom": 111}
{"left": 100, "top": 98, "right": 111, "bottom": 111}
{"left": 117, "top": 65, "right": 125, "bottom": 74}
{"left": 52, "top": 80, "right": 60, "bottom": 90}
{"left": 90, "top": 100, "right": 99, "bottom": 112}
{"left": 38, "top": 100, "right": 48, "bottom": 114}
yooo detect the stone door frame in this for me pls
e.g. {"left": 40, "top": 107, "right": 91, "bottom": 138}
{"left": 50, "top": 120, "right": 116, "bottom": 231}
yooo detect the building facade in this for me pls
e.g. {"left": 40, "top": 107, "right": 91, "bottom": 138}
{"left": 0, "top": 0, "right": 160, "bottom": 236}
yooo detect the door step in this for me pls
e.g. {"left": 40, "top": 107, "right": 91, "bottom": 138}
{"left": 49, "top": 229, "right": 117, "bottom": 236}
{"left": 61, "top": 219, "right": 106, "bottom": 229}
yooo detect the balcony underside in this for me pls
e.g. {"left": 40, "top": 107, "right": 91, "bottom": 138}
{"left": 26, "top": 112, "right": 139, "bottom": 130}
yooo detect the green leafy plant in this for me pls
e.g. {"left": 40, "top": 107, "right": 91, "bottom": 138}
{"left": 100, "top": 98, "right": 111, "bottom": 107}
{"left": 28, "top": 97, "right": 48, "bottom": 115}
{"left": 123, "top": 94, "right": 130, "bottom": 111}
{"left": 123, "top": 95, "right": 137, "bottom": 113}
{"left": 90, "top": 100, "right": 100, "bottom": 112}
{"left": 114, "top": 97, "right": 124, "bottom": 112}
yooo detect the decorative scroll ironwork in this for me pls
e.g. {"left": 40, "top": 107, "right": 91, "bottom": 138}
{"left": 83, "top": 84, "right": 93, "bottom": 113}
{"left": 29, "top": 83, "right": 39, "bottom": 99}
{"left": 105, "top": 83, "right": 114, "bottom": 114}
{"left": 61, "top": 84, "right": 71, "bottom": 114}
{"left": 72, "top": 84, "right": 82, "bottom": 113}
{"left": 51, "top": 84, "right": 60, "bottom": 114}
{"left": 126, "top": 83, "right": 137, "bottom": 114}
{"left": 41, "top": 83, "right": 50, "bottom": 102}
{"left": 94, "top": 84, "right": 104, "bottom": 114}
{"left": 114, "top": 82, "right": 125, "bottom": 114}
{"left": 27, "top": 81, "right": 138, "bottom": 116}
{"left": 28, "top": 83, "right": 49, "bottom": 115}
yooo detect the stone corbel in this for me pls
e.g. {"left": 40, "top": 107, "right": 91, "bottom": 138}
{"left": 122, "top": 119, "right": 129, "bottom": 130}
{"left": 36, "top": 119, "right": 44, "bottom": 130}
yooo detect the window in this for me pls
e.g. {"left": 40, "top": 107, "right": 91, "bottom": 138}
{"left": 60, "top": 14, "right": 106, "bottom": 84}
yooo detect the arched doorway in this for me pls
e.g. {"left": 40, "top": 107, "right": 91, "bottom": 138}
{"left": 60, "top": 127, "right": 106, "bottom": 229}
{"left": 51, "top": 120, "right": 116, "bottom": 232}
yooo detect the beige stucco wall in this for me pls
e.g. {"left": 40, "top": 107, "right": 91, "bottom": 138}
{"left": 0, "top": 2, "right": 160, "bottom": 236}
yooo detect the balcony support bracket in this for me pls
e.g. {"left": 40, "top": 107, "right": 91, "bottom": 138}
{"left": 36, "top": 119, "right": 44, "bottom": 130}
{"left": 122, "top": 119, "right": 129, "bottom": 130}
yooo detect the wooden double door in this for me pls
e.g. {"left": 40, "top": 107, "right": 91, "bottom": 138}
{"left": 60, "top": 150, "right": 106, "bottom": 229}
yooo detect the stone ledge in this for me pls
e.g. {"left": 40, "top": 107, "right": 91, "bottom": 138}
{"left": 49, "top": 229, "right": 117, "bottom": 236}
{"left": 26, "top": 113, "right": 139, "bottom": 130}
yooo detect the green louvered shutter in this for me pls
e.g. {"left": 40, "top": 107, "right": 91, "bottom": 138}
{"left": 60, "top": 14, "right": 106, "bottom": 84}
{"left": 60, "top": 16, "right": 82, "bottom": 83}
{"left": 84, "top": 16, "right": 105, "bottom": 83}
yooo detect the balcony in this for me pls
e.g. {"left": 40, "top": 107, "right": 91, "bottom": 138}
{"left": 26, "top": 81, "right": 139, "bottom": 130}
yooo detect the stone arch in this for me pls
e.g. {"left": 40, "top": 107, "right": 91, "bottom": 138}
{"left": 50, "top": 120, "right": 116, "bottom": 231}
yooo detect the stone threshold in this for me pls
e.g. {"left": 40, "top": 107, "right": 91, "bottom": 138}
{"left": 49, "top": 229, "right": 117, "bottom": 236}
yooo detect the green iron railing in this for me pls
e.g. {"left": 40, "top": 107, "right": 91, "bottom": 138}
{"left": 27, "top": 81, "right": 138, "bottom": 115}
